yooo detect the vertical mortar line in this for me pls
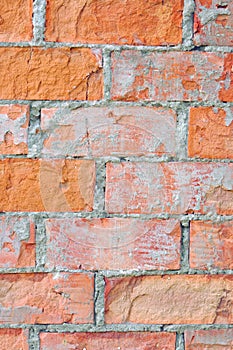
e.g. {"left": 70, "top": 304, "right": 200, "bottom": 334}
{"left": 175, "top": 104, "right": 189, "bottom": 161}
{"left": 35, "top": 215, "right": 47, "bottom": 270}
{"left": 32, "top": 0, "right": 47, "bottom": 45}
{"left": 180, "top": 219, "right": 190, "bottom": 273}
{"left": 28, "top": 103, "right": 43, "bottom": 158}
{"left": 182, "top": 0, "right": 195, "bottom": 48}
{"left": 102, "top": 48, "right": 112, "bottom": 102}
{"left": 28, "top": 326, "right": 41, "bottom": 350}
{"left": 93, "top": 159, "right": 107, "bottom": 214}
{"left": 94, "top": 272, "right": 105, "bottom": 327}
{"left": 176, "top": 332, "right": 185, "bottom": 350}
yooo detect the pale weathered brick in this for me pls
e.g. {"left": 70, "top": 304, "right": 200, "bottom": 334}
{"left": 45, "top": 218, "right": 181, "bottom": 270}
{"left": 41, "top": 106, "right": 177, "bottom": 157}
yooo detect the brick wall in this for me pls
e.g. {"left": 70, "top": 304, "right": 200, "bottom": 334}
{"left": 0, "top": 0, "right": 232, "bottom": 349}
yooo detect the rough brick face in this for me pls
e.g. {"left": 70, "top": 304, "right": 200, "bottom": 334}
{"left": 194, "top": 0, "right": 233, "bottom": 46}
{"left": 106, "top": 162, "right": 233, "bottom": 215}
{"left": 44, "top": 218, "right": 181, "bottom": 270}
{"left": 0, "top": 159, "right": 95, "bottom": 212}
{"left": 0, "top": 104, "right": 29, "bottom": 155}
{"left": 105, "top": 275, "right": 233, "bottom": 324}
{"left": 188, "top": 107, "right": 233, "bottom": 159}
{"left": 45, "top": 0, "right": 183, "bottom": 45}
{"left": 0, "top": 0, "right": 32, "bottom": 42}
{"left": 0, "top": 48, "right": 103, "bottom": 100}
{"left": 41, "top": 107, "right": 177, "bottom": 157}
{"left": 0, "top": 273, "right": 94, "bottom": 324}
{"left": 0, "top": 216, "right": 35, "bottom": 268}
{"left": 111, "top": 51, "right": 233, "bottom": 102}
{"left": 185, "top": 329, "right": 233, "bottom": 349}
{"left": 40, "top": 332, "right": 176, "bottom": 349}
{"left": 190, "top": 221, "right": 233, "bottom": 270}
{"left": 0, "top": 329, "right": 29, "bottom": 350}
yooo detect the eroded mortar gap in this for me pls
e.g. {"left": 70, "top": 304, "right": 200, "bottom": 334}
{"left": 32, "top": 0, "right": 47, "bottom": 45}
{"left": 35, "top": 215, "right": 47, "bottom": 269}
{"left": 176, "top": 332, "right": 185, "bottom": 350}
{"left": 94, "top": 273, "right": 105, "bottom": 327}
{"left": 180, "top": 219, "right": 190, "bottom": 273}
{"left": 103, "top": 49, "right": 112, "bottom": 101}
{"left": 93, "top": 160, "right": 107, "bottom": 213}
{"left": 182, "top": 0, "right": 195, "bottom": 48}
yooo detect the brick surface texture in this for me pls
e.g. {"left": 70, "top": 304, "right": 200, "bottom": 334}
{"left": 0, "top": 0, "right": 232, "bottom": 348}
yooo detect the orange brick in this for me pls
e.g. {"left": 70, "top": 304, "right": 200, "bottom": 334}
{"left": 0, "top": 0, "right": 32, "bottom": 42}
{"left": 194, "top": 0, "right": 233, "bottom": 46}
{"left": 106, "top": 162, "right": 233, "bottom": 215}
{"left": 190, "top": 221, "right": 233, "bottom": 270}
{"left": 0, "top": 329, "right": 29, "bottom": 350}
{"left": 45, "top": 218, "right": 180, "bottom": 270}
{"left": 40, "top": 332, "right": 176, "bottom": 349}
{"left": 0, "top": 47, "right": 103, "bottom": 100}
{"left": 111, "top": 51, "right": 233, "bottom": 102}
{"left": 0, "top": 105, "right": 29, "bottom": 155}
{"left": 105, "top": 275, "right": 233, "bottom": 324}
{"left": 41, "top": 107, "right": 177, "bottom": 157}
{"left": 188, "top": 107, "right": 233, "bottom": 159}
{"left": 0, "top": 159, "right": 95, "bottom": 212}
{"left": 0, "top": 216, "right": 35, "bottom": 268}
{"left": 45, "top": 0, "right": 183, "bottom": 45}
{"left": 0, "top": 273, "right": 94, "bottom": 324}
{"left": 185, "top": 329, "right": 233, "bottom": 349}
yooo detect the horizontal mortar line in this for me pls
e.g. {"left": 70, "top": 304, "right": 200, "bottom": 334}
{"left": 1, "top": 155, "right": 233, "bottom": 164}
{"left": 0, "top": 41, "right": 233, "bottom": 52}
{"left": 0, "top": 323, "right": 232, "bottom": 331}
{"left": 1, "top": 100, "right": 233, "bottom": 109}
{"left": 0, "top": 268, "right": 232, "bottom": 276}
{"left": 1, "top": 212, "right": 233, "bottom": 222}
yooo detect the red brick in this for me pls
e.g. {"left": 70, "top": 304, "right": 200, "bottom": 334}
{"left": 0, "top": 105, "right": 29, "bottom": 155}
{"left": 194, "top": 0, "right": 233, "bottom": 46}
{"left": 105, "top": 275, "right": 233, "bottom": 324}
{"left": 0, "top": 216, "right": 35, "bottom": 268}
{"left": 40, "top": 331, "right": 176, "bottom": 349}
{"left": 188, "top": 107, "right": 233, "bottom": 159}
{"left": 105, "top": 162, "right": 233, "bottom": 215}
{"left": 41, "top": 107, "right": 177, "bottom": 157}
{"left": 111, "top": 51, "right": 233, "bottom": 102}
{"left": 185, "top": 329, "right": 233, "bottom": 349}
{"left": 0, "top": 0, "right": 32, "bottom": 42}
{"left": 0, "top": 329, "right": 29, "bottom": 350}
{"left": 45, "top": 0, "right": 183, "bottom": 45}
{"left": 0, "top": 273, "right": 94, "bottom": 324}
{"left": 190, "top": 221, "right": 233, "bottom": 270}
{"left": 45, "top": 218, "right": 180, "bottom": 270}
{"left": 0, "top": 47, "right": 103, "bottom": 100}
{"left": 0, "top": 159, "right": 95, "bottom": 212}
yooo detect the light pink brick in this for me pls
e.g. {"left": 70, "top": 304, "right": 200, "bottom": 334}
{"left": 40, "top": 332, "right": 176, "bottom": 350}
{"left": 41, "top": 107, "right": 177, "bottom": 157}
{"left": 45, "top": 218, "right": 181, "bottom": 270}
{"left": 0, "top": 216, "right": 35, "bottom": 268}
{"left": 111, "top": 51, "right": 233, "bottom": 102}
{"left": 106, "top": 162, "right": 233, "bottom": 215}
{"left": 190, "top": 221, "right": 233, "bottom": 270}
{"left": 185, "top": 329, "right": 233, "bottom": 349}
{"left": 0, "top": 329, "right": 29, "bottom": 350}
{"left": 0, "top": 273, "right": 94, "bottom": 324}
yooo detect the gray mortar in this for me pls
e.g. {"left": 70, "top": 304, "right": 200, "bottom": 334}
{"left": 93, "top": 160, "right": 107, "bottom": 213}
{"left": 175, "top": 105, "right": 189, "bottom": 161}
{"left": 32, "top": 0, "right": 46, "bottom": 45}
{"left": 35, "top": 216, "right": 47, "bottom": 269}
{"left": 94, "top": 273, "right": 105, "bottom": 326}
{"left": 180, "top": 221, "right": 190, "bottom": 273}
{"left": 176, "top": 333, "right": 185, "bottom": 350}
{"left": 103, "top": 49, "right": 112, "bottom": 101}
{"left": 182, "top": 0, "right": 195, "bottom": 48}
{"left": 28, "top": 327, "right": 42, "bottom": 350}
